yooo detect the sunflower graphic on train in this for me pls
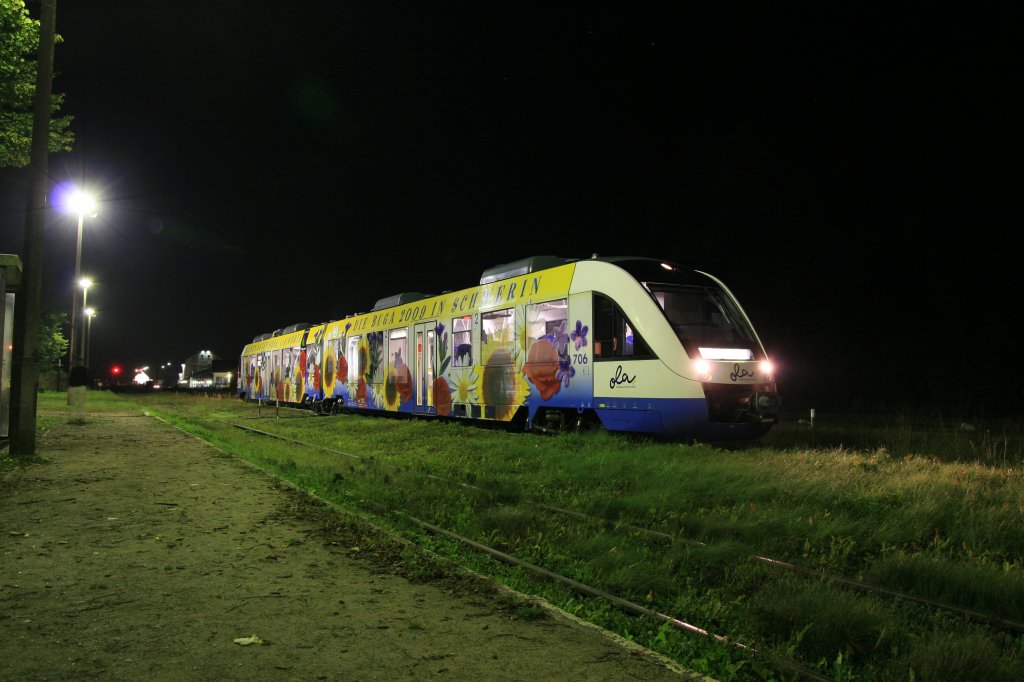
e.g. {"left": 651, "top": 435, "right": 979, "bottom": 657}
{"left": 478, "top": 305, "right": 530, "bottom": 421}
{"left": 354, "top": 331, "right": 383, "bottom": 409}
{"left": 321, "top": 335, "right": 351, "bottom": 405}
{"left": 290, "top": 348, "right": 303, "bottom": 401}
{"left": 322, "top": 340, "right": 337, "bottom": 398}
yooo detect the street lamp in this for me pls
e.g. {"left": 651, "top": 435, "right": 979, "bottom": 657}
{"left": 65, "top": 189, "right": 96, "bottom": 369}
{"left": 79, "top": 277, "right": 92, "bottom": 364}
{"left": 84, "top": 308, "right": 96, "bottom": 370}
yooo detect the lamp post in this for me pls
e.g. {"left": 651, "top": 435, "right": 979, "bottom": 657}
{"left": 79, "top": 277, "right": 92, "bottom": 366}
{"left": 66, "top": 190, "right": 96, "bottom": 369}
{"left": 84, "top": 308, "right": 96, "bottom": 371}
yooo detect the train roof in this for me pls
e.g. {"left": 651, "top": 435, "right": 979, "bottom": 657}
{"left": 478, "top": 254, "right": 703, "bottom": 286}
{"left": 371, "top": 292, "right": 433, "bottom": 311}
{"left": 479, "top": 255, "right": 576, "bottom": 284}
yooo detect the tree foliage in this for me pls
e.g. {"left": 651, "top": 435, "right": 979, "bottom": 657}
{"left": 37, "top": 310, "right": 68, "bottom": 371}
{"left": 0, "top": 0, "right": 74, "bottom": 168}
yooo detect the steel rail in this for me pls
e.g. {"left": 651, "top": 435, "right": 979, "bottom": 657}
{"left": 401, "top": 512, "right": 835, "bottom": 682}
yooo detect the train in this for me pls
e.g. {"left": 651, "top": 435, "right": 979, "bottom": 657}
{"left": 237, "top": 255, "right": 780, "bottom": 442}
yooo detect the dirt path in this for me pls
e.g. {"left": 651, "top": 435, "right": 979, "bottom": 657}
{"left": 1, "top": 409, "right": 705, "bottom": 681}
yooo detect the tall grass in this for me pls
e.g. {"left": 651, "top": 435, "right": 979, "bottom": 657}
{"left": 34, "top": 390, "right": 1024, "bottom": 681}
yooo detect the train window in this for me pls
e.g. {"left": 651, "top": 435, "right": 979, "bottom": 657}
{"left": 344, "top": 333, "right": 356, "bottom": 382}
{"left": 452, "top": 315, "right": 473, "bottom": 366}
{"left": 387, "top": 329, "right": 410, "bottom": 395}
{"left": 482, "top": 308, "right": 515, "bottom": 364}
{"left": 283, "top": 348, "right": 294, "bottom": 393}
{"left": 348, "top": 335, "right": 361, "bottom": 381}
{"left": 269, "top": 350, "right": 280, "bottom": 398}
{"left": 592, "top": 293, "right": 651, "bottom": 360}
{"left": 388, "top": 329, "right": 408, "bottom": 370}
{"left": 526, "top": 299, "right": 568, "bottom": 353}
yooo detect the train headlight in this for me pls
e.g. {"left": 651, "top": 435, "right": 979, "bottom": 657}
{"left": 694, "top": 359, "right": 712, "bottom": 381}
{"left": 760, "top": 360, "right": 774, "bottom": 377}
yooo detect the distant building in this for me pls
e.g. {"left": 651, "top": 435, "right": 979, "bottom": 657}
{"left": 183, "top": 350, "right": 217, "bottom": 378}
{"left": 182, "top": 350, "right": 234, "bottom": 389}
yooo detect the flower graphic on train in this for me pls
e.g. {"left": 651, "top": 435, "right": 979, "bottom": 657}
{"left": 353, "top": 331, "right": 383, "bottom": 409}
{"left": 304, "top": 342, "right": 321, "bottom": 398}
{"left": 478, "top": 306, "right": 530, "bottom": 420}
{"left": 381, "top": 364, "right": 402, "bottom": 410}
{"left": 523, "top": 318, "right": 577, "bottom": 400}
{"left": 550, "top": 319, "right": 570, "bottom": 355}
{"left": 523, "top": 339, "right": 559, "bottom": 400}
{"left": 322, "top": 342, "right": 337, "bottom": 397}
{"left": 357, "top": 336, "right": 369, "bottom": 380}
{"left": 380, "top": 347, "right": 410, "bottom": 411}
{"left": 556, "top": 354, "right": 575, "bottom": 389}
{"left": 571, "top": 319, "right": 588, "bottom": 350}
{"left": 433, "top": 377, "right": 453, "bottom": 416}
{"left": 292, "top": 365, "right": 302, "bottom": 401}
{"left": 427, "top": 321, "right": 454, "bottom": 416}
{"left": 356, "top": 376, "right": 367, "bottom": 408}
{"left": 335, "top": 347, "right": 349, "bottom": 398}
{"left": 447, "top": 365, "right": 479, "bottom": 404}
{"left": 360, "top": 331, "right": 384, "bottom": 384}
{"left": 336, "top": 323, "right": 352, "bottom": 399}
{"left": 395, "top": 347, "right": 413, "bottom": 404}
{"left": 434, "top": 322, "right": 451, "bottom": 376}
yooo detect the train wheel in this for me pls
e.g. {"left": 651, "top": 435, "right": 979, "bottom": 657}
{"left": 530, "top": 408, "right": 565, "bottom": 435}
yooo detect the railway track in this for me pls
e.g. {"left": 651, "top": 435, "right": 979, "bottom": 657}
{"left": 191, "top": 414, "right": 1024, "bottom": 681}
{"left": 217, "top": 417, "right": 1024, "bottom": 636}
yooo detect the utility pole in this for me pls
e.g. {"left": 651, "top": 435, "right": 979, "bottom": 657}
{"left": 10, "top": 0, "right": 58, "bottom": 458}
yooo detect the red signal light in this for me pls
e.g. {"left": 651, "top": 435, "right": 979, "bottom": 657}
{"left": 111, "top": 365, "right": 122, "bottom": 375}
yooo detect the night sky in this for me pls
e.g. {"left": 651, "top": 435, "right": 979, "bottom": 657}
{"left": 1, "top": 2, "right": 1019, "bottom": 417}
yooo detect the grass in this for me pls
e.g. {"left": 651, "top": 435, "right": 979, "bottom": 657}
{"left": 29, "top": 389, "right": 1024, "bottom": 681}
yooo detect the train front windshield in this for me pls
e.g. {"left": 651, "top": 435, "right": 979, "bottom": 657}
{"left": 647, "top": 284, "right": 763, "bottom": 361}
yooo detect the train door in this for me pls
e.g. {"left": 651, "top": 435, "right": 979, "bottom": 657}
{"left": 413, "top": 321, "right": 435, "bottom": 414}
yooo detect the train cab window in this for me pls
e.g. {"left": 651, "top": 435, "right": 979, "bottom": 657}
{"left": 593, "top": 293, "right": 651, "bottom": 360}
{"left": 452, "top": 315, "right": 473, "bottom": 366}
{"left": 482, "top": 308, "right": 515, "bottom": 364}
{"left": 526, "top": 299, "right": 568, "bottom": 353}
{"left": 648, "top": 285, "right": 759, "bottom": 359}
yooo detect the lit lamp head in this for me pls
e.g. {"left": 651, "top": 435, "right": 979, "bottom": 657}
{"left": 67, "top": 190, "right": 96, "bottom": 217}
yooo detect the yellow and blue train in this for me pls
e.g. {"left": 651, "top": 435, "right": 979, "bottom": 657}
{"left": 238, "top": 255, "right": 780, "bottom": 442}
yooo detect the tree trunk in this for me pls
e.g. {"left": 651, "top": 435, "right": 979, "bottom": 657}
{"left": 10, "top": 0, "right": 58, "bottom": 458}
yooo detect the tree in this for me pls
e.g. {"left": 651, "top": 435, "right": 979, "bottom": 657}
{"left": 0, "top": 0, "right": 73, "bottom": 168}
{"left": 10, "top": 0, "right": 57, "bottom": 458}
{"left": 36, "top": 310, "right": 67, "bottom": 371}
